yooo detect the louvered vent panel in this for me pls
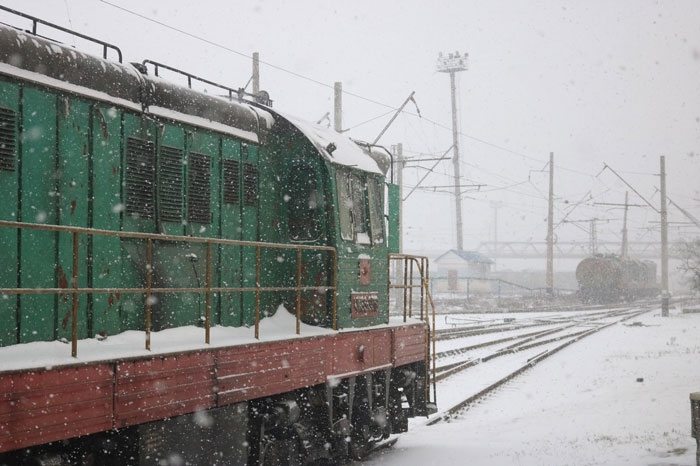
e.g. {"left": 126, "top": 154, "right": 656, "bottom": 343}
{"left": 126, "top": 137, "right": 155, "bottom": 219}
{"left": 0, "top": 107, "right": 16, "bottom": 172}
{"left": 223, "top": 158, "right": 240, "bottom": 205}
{"left": 243, "top": 162, "right": 259, "bottom": 207}
{"left": 187, "top": 152, "right": 211, "bottom": 224}
{"left": 159, "top": 146, "right": 183, "bottom": 222}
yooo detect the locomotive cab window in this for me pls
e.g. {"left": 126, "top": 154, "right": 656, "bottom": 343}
{"left": 336, "top": 168, "right": 375, "bottom": 245}
{"left": 367, "top": 177, "right": 384, "bottom": 244}
{"left": 287, "top": 162, "right": 322, "bottom": 242}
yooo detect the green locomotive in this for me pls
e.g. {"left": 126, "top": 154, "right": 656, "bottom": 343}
{"left": 0, "top": 6, "right": 435, "bottom": 465}
{"left": 0, "top": 16, "right": 397, "bottom": 346}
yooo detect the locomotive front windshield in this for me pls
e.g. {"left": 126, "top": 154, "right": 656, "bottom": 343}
{"left": 367, "top": 177, "right": 384, "bottom": 245}
{"left": 336, "top": 168, "right": 384, "bottom": 245}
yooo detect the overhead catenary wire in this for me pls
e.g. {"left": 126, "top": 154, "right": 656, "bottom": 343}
{"left": 98, "top": 0, "right": 680, "bottom": 246}
{"left": 100, "top": 0, "right": 598, "bottom": 181}
{"left": 100, "top": 0, "right": 406, "bottom": 111}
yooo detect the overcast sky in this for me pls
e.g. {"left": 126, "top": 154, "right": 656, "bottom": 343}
{"left": 3, "top": 0, "right": 699, "bottom": 265}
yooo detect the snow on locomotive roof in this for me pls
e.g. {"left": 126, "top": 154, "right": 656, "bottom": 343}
{"left": 147, "top": 105, "right": 261, "bottom": 143}
{"left": 0, "top": 24, "right": 270, "bottom": 144}
{"left": 0, "top": 23, "right": 383, "bottom": 170}
{"left": 283, "top": 114, "right": 384, "bottom": 174}
{"left": 0, "top": 62, "right": 143, "bottom": 112}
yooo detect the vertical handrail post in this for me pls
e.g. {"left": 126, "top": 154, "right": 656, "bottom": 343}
{"left": 205, "top": 242, "right": 212, "bottom": 344}
{"left": 402, "top": 258, "right": 408, "bottom": 322}
{"left": 71, "top": 231, "right": 79, "bottom": 358}
{"left": 296, "top": 249, "right": 302, "bottom": 335}
{"left": 145, "top": 238, "right": 153, "bottom": 351}
{"left": 408, "top": 260, "right": 414, "bottom": 318}
{"left": 332, "top": 249, "right": 338, "bottom": 330}
{"left": 417, "top": 258, "right": 426, "bottom": 320}
{"left": 255, "top": 245, "right": 261, "bottom": 339}
{"left": 423, "top": 257, "right": 429, "bottom": 319}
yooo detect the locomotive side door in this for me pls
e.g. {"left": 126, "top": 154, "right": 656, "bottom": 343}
{"left": 283, "top": 156, "right": 331, "bottom": 325}
{"left": 217, "top": 140, "right": 260, "bottom": 328}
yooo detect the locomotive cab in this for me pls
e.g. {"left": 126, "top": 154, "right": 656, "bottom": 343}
{"left": 268, "top": 114, "right": 395, "bottom": 329}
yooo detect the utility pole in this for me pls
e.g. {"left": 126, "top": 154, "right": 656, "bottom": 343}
{"left": 437, "top": 51, "right": 468, "bottom": 250}
{"left": 621, "top": 191, "right": 629, "bottom": 259}
{"left": 334, "top": 82, "right": 342, "bottom": 133}
{"left": 491, "top": 202, "right": 500, "bottom": 271}
{"left": 546, "top": 152, "right": 554, "bottom": 296}
{"left": 395, "top": 143, "right": 404, "bottom": 253}
{"left": 252, "top": 52, "right": 260, "bottom": 96}
{"left": 660, "top": 156, "right": 669, "bottom": 317}
{"left": 589, "top": 219, "right": 598, "bottom": 256}
{"left": 393, "top": 143, "right": 405, "bottom": 313}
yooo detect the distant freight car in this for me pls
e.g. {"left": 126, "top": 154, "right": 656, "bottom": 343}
{"left": 0, "top": 6, "right": 436, "bottom": 465}
{"left": 576, "top": 254, "right": 658, "bottom": 303}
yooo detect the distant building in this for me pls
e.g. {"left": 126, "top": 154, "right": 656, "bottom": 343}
{"left": 433, "top": 249, "right": 494, "bottom": 293}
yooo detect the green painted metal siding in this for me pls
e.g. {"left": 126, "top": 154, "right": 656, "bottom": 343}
{"left": 19, "top": 88, "right": 58, "bottom": 343}
{"left": 90, "top": 104, "right": 124, "bottom": 337}
{"left": 241, "top": 144, "right": 260, "bottom": 326}
{"left": 119, "top": 113, "right": 154, "bottom": 330}
{"left": 157, "top": 129, "right": 221, "bottom": 329}
{"left": 0, "top": 81, "right": 19, "bottom": 346}
{"left": 55, "top": 98, "right": 90, "bottom": 342}
{"left": 0, "top": 78, "right": 281, "bottom": 345}
{"left": 219, "top": 138, "right": 243, "bottom": 326}
{"left": 387, "top": 183, "right": 400, "bottom": 254}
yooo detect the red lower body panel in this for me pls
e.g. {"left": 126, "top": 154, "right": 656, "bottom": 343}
{"left": 0, "top": 365, "right": 114, "bottom": 452}
{"left": 0, "top": 322, "right": 427, "bottom": 453}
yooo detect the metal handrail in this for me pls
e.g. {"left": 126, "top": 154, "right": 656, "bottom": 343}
{"left": 0, "top": 220, "right": 337, "bottom": 357}
{"left": 142, "top": 60, "right": 272, "bottom": 106}
{"left": 0, "top": 5, "right": 123, "bottom": 62}
{"left": 143, "top": 60, "right": 239, "bottom": 98}
{"left": 388, "top": 253, "right": 437, "bottom": 406}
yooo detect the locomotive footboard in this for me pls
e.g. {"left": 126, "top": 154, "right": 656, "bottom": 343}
{"left": 0, "top": 322, "right": 431, "bottom": 465}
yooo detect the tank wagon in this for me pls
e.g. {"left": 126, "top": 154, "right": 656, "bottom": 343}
{"left": 575, "top": 254, "right": 657, "bottom": 304}
{"left": 0, "top": 7, "right": 436, "bottom": 465}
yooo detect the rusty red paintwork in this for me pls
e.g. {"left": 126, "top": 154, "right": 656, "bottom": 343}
{"left": 0, "top": 365, "right": 113, "bottom": 453}
{"left": 216, "top": 337, "right": 330, "bottom": 405}
{"left": 0, "top": 322, "right": 427, "bottom": 454}
{"left": 114, "top": 351, "right": 216, "bottom": 427}
{"left": 358, "top": 258, "right": 371, "bottom": 285}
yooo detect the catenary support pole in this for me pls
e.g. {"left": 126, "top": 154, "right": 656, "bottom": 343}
{"left": 621, "top": 192, "right": 629, "bottom": 258}
{"left": 546, "top": 152, "right": 554, "bottom": 296}
{"left": 334, "top": 82, "right": 342, "bottom": 133}
{"left": 660, "top": 156, "right": 669, "bottom": 317}
{"left": 437, "top": 52, "right": 467, "bottom": 250}
{"left": 252, "top": 52, "right": 259, "bottom": 96}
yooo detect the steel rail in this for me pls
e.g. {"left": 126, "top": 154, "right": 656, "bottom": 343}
{"left": 428, "top": 307, "right": 652, "bottom": 424}
{"left": 433, "top": 307, "right": 646, "bottom": 381}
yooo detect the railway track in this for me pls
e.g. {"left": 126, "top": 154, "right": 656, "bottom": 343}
{"left": 434, "top": 305, "right": 643, "bottom": 341}
{"left": 428, "top": 305, "right": 652, "bottom": 425}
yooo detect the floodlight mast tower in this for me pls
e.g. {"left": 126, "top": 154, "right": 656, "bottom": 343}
{"left": 437, "top": 51, "right": 468, "bottom": 251}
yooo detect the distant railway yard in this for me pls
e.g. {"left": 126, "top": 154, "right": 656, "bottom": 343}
{"left": 423, "top": 304, "right": 660, "bottom": 423}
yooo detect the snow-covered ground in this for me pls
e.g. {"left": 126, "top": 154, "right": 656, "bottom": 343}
{"left": 363, "top": 307, "right": 700, "bottom": 466}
